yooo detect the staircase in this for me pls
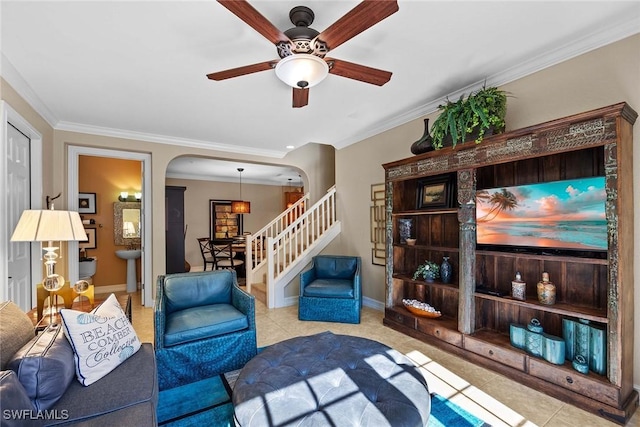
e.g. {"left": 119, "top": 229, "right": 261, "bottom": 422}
{"left": 245, "top": 186, "right": 340, "bottom": 308}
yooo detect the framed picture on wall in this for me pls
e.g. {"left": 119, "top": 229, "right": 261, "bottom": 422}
{"left": 209, "top": 200, "right": 244, "bottom": 240}
{"left": 78, "top": 192, "right": 97, "bottom": 214}
{"left": 79, "top": 228, "right": 97, "bottom": 250}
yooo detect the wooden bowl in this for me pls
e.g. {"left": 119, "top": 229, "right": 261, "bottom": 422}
{"left": 404, "top": 304, "right": 441, "bottom": 318}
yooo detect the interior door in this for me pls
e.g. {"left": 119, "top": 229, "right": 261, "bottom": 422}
{"left": 7, "top": 123, "right": 32, "bottom": 311}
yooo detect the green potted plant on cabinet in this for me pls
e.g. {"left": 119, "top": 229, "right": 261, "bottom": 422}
{"left": 430, "top": 85, "right": 507, "bottom": 150}
{"left": 413, "top": 260, "right": 441, "bottom": 282}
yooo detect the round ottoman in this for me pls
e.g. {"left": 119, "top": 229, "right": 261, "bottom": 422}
{"left": 233, "top": 331, "right": 430, "bottom": 426}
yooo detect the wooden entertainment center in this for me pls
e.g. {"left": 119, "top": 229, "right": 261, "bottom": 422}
{"left": 382, "top": 103, "right": 637, "bottom": 424}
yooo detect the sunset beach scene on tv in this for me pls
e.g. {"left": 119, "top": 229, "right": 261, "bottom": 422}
{"left": 476, "top": 177, "right": 607, "bottom": 251}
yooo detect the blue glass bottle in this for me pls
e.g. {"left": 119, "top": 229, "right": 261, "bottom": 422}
{"left": 440, "top": 256, "right": 452, "bottom": 284}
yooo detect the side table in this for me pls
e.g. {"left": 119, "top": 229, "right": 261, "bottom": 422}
{"left": 27, "top": 293, "right": 132, "bottom": 331}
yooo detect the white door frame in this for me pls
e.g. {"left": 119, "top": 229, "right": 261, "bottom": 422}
{"left": 67, "top": 146, "right": 153, "bottom": 306}
{"left": 0, "top": 101, "right": 43, "bottom": 307}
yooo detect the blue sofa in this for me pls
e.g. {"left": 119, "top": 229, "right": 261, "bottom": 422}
{"left": 299, "top": 255, "right": 362, "bottom": 324}
{"left": 154, "top": 269, "right": 257, "bottom": 390}
{"left": 0, "top": 301, "right": 158, "bottom": 426}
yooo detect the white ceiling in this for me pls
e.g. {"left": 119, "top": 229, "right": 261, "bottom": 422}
{"left": 166, "top": 157, "right": 304, "bottom": 186}
{"left": 2, "top": 1, "right": 639, "bottom": 179}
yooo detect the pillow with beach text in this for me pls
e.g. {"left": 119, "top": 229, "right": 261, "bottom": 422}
{"left": 60, "top": 293, "right": 140, "bottom": 386}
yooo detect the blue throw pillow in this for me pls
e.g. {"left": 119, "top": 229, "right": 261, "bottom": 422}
{"left": 0, "top": 370, "right": 35, "bottom": 426}
{"left": 7, "top": 324, "right": 75, "bottom": 411}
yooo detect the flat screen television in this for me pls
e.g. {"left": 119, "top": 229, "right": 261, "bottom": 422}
{"left": 476, "top": 176, "right": 607, "bottom": 252}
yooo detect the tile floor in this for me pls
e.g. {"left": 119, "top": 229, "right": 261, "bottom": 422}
{"left": 123, "top": 291, "right": 640, "bottom": 427}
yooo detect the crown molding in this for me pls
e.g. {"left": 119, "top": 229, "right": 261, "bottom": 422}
{"left": 332, "top": 14, "right": 640, "bottom": 150}
{"left": 1, "top": 53, "right": 59, "bottom": 128}
{"left": 165, "top": 171, "right": 293, "bottom": 186}
{"left": 55, "top": 121, "right": 287, "bottom": 158}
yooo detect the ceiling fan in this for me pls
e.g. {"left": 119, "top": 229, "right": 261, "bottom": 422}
{"left": 207, "top": 0, "right": 399, "bottom": 108}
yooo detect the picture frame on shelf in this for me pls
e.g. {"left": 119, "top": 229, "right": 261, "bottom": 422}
{"left": 416, "top": 176, "right": 452, "bottom": 209}
{"left": 79, "top": 228, "right": 97, "bottom": 250}
{"left": 78, "top": 192, "right": 97, "bottom": 214}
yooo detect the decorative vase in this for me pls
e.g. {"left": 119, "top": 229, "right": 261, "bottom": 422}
{"left": 511, "top": 271, "right": 526, "bottom": 301}
{"left": 440, "top": 256, "right": 452, "bottom": 284}
{"left": 537, "top": 272, "right": 556, "bottom": 305}
{"left": 410, "top": 118, "right": 434, "bottom": 155}
{"left": 397, "top": 218, "right": 413, "bottom": 244}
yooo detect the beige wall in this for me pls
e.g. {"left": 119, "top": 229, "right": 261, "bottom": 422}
{"left": 334, "top": 34, "right": 640, "bottom": 385}
{"left": 165, "top": 177, "right": 285, "bottom": 269}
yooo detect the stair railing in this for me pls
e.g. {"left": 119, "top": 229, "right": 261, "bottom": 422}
{"left": 245, "top": 192, "right": 309, "bottom": 287}
{"left": 245, "top": 186, "right": 337, "bottom": 302}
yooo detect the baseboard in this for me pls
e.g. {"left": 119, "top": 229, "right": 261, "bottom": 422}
{"left": 283, "top": 296, "right": 297, "bottom": 307}
{"left": 363, "top": 296, "right": 384, "bottom": 312}
{"left": 94, "top": 284, "right": 127, "bottom": 294}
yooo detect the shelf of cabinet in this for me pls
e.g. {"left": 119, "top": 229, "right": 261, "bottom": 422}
{"left": 394, "top": 244, "right": 459, "bottom": 252}
{"left": 476, "top": 249, "right": 607, "bottom": 265}
{"left": 473, "top": 293, "right": 608, "bottom": 323}
{"left": 393, "top": 209, "right": 458, "bottom": 216}
{"left": 393, "top": 274, "right": 459, "bottom": 292}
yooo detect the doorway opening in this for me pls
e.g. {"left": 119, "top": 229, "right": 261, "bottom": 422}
{"left": 68, "top": 146, "right": 153, "bottom": 306}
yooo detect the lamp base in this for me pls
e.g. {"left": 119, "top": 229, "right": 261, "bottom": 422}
{"left": 43, "top": 274, "right": 65, "bottom": 324}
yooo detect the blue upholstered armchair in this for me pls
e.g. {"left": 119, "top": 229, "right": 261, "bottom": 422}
{"left": 154, "top": 270, "right": 257, "bottom": 390}
{"left": 299, "top": 255, "right": 362, "bottom": 324}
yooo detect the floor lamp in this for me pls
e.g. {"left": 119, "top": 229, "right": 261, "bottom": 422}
{"left": 11, "top": 208, "right": 87, "bottom": 323}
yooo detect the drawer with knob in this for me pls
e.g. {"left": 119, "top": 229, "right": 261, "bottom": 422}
{"left": 417, "top": 319, "right": 462, "bottom": 347}
{"left": 529, "top": 358, "right": 619, "bottom": 407}
{"left": 385, "top": 308, "right": 416, "bottom": 329}
{"left": 464, "top": 336, "right": 526, "bottom": 371}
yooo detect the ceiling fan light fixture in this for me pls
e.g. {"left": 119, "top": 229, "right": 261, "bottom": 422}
{"left": 275, "top": 54, "right": 329, "bottom": 89}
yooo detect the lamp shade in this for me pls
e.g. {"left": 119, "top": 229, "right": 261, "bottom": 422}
{"left": 231, "top": 200, "right": 251, "bottom": 214}
{"left": 275, "top": 54, "right": 329, "bottom": 89}
{"left": 11, "top": 210, "right": 87, "bottom": 242}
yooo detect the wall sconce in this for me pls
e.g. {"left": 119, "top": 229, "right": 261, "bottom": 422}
{"left": 118, "top": 191, "right": 142, "bottom": 202}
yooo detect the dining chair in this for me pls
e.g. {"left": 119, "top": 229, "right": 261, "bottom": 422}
{"left": 197, "top": 238, "right": 215, "bottom": 271}
{"left": 212, "top": 239, "right": 244, "bottom": 271}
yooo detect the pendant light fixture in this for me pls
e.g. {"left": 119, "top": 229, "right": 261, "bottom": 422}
{"left": 231, "top": 167, "right": 251, "bottom": 214}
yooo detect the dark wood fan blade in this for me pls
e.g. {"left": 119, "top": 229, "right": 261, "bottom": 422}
{"left": 218, "top": 0, "right": 290, "bottom": 44}
{"left": 292, "top": 88, "right": 309, "bottom": 108}
{"left": 318, "top": 0, "right": 398, "bottom": 51}
{"left": 327, "top": 58, "right": 392, "bottom": 86}
{"left": 207, "top": 60, "right": 277, "bottom": 80}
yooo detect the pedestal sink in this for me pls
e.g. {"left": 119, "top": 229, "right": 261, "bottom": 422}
{"left": 115, "top": 250, "right": 141, "bottom": 293}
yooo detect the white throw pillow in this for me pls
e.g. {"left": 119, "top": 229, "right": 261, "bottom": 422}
{"left": 60, "top": 293, "right": 141, "bottom": 386}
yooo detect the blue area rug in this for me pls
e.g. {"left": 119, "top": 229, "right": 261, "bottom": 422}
{"left": 428, "top": 393, "right": 491, "bottom": 427}
{"left": 158, "top": 373, "right": 491, "bottom": 426}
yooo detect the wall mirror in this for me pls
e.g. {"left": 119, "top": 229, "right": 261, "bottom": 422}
{"left": 114, "top": 202, "right": 141, "bottom": 246}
